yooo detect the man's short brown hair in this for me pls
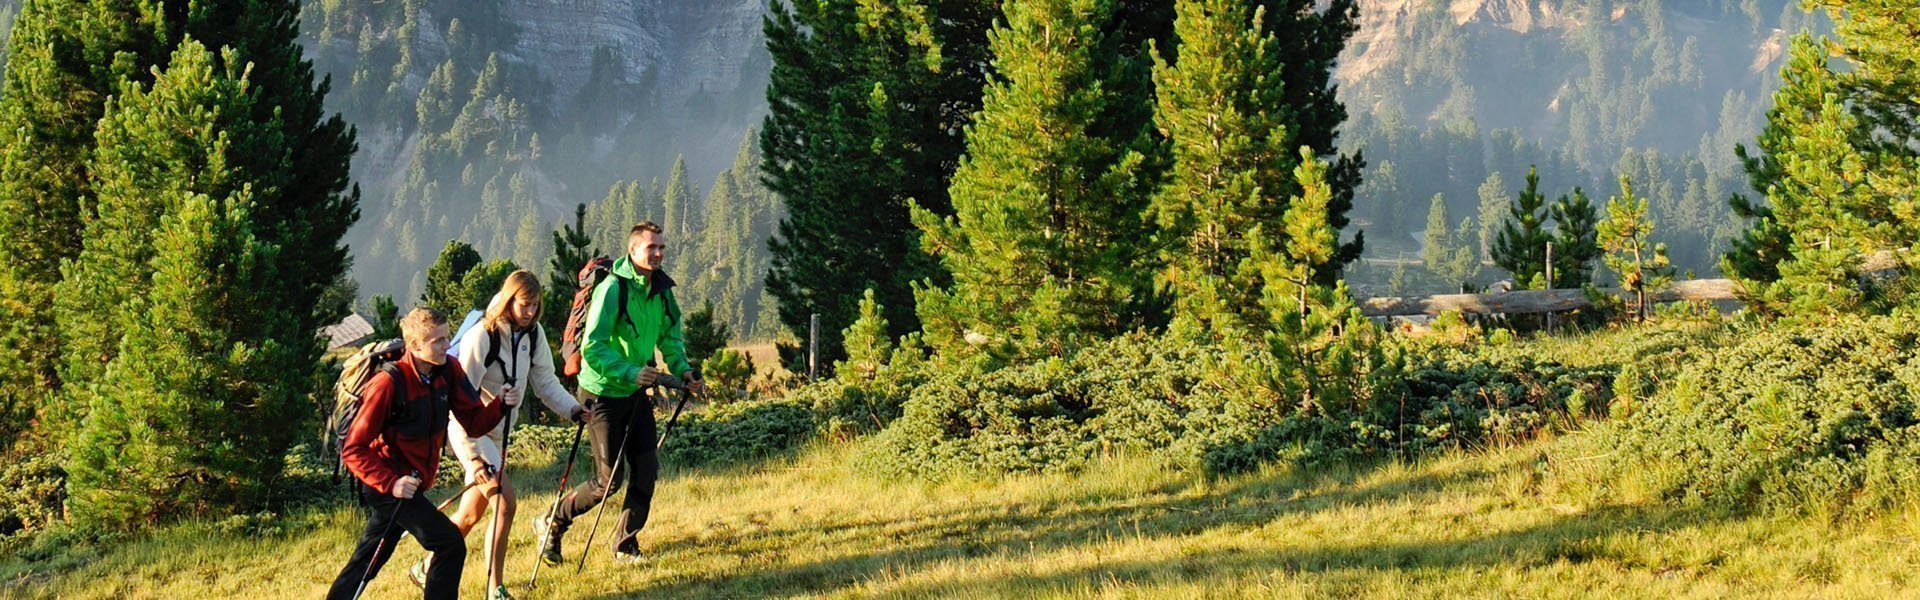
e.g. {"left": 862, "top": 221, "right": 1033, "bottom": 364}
{"left": 627, "top": 221, "right": 664, "bottom": 248}
{"left": 399, "top": 307, "right": 448, "bottom": 343}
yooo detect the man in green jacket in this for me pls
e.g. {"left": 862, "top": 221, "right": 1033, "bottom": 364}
{"left": 537, "top": 221, "right": 706, "bottom": 565}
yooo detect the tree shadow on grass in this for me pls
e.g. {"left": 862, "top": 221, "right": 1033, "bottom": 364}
{"left": 569, "top": 450, "right": 1718, "bottom": 599}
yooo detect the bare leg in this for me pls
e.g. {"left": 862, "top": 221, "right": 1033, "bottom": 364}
{"left": 483, "top": 477, "right": 516, "bottom": 587}
{"left": 448, "top": 482, "right": 493, "bottom": 535}
{"left": 420, "top": 480, "right": 496, "bottom": 576}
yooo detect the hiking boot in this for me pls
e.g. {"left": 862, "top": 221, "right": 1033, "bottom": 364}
{"left": 407, "top": 556, "right": 429, "bottom": 588}
{"left": 534, "top": 517, "right": 565, "bottom": 566}
{"left": 488, "top": 584, "right": 517, "bottom": 600}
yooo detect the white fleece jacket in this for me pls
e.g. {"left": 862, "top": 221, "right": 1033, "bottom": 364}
{"left": 449, "top": 322, "right": 583, "bottom": 458}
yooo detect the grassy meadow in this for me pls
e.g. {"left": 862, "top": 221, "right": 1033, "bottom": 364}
{"left": 8, "top": 423, "right": 1920, "bottom": 599}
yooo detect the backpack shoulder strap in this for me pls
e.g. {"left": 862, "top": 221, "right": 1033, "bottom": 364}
{"left": 485, "top": 327, "right": 504, "bottom": 371}
{"left": 373, "top": 362, "right": 409, "bottom": 420}
{"left": 616, "top": 274, "right": 633, "bottom": 328}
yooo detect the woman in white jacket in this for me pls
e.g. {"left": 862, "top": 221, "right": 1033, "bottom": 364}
{"left": 410, "top": 270, "right": 584, "bottom": 600}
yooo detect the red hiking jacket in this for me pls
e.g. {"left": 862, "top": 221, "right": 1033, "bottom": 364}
{"left": 342, "top": 355, "right": 501, "bottom": 495}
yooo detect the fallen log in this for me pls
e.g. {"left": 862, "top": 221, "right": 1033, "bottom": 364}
{"left": 1358, "top": 250, "right": 1906, "bottom": 317}
{"left": 1360, "top": 279, "right": 1738, "bottom": 317}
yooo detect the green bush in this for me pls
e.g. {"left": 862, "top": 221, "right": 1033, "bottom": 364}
{"left": 854, "top": 333, "right": 1215, "bottom": 479}
{"left": 1392, "top": 348, "right": 1613, "bottom": 452}
{"left": 702, "top": 348, "right": 754, "bottom": 403}
{"left": 1583, "top": 316, "right": 1920, "bottom": 516}
{"left": 802, "top": 337, "right": 939, "bottom": 440}
{"left": 660, "top": 397, "right": 816, "bottom": 469}
{"left": 0, "top": 449, "right": 66, "bottom": 549}
{"left": 854, "top": 329, "right": 1616, "bottom": 480}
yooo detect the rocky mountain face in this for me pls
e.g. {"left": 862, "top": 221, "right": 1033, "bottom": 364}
{"left": 1338, "top": 0, "right": 1797, "bottom": 166}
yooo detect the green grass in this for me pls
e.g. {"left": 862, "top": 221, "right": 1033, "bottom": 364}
{"left": 8, "top": 425, "right": 1920, "bottom": 599}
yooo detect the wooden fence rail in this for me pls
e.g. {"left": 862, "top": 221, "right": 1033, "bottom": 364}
{"left": 1358, "top": 279, "right": 1737, "bottom": 317}
{"left": 1356, "top": 251, "right": 1907, "bottom": 317}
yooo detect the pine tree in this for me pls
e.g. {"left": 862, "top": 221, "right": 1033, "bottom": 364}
{"left": 690, "top": 165, "right": 743, "bottom": 331}
{"left": 1149, "top": 0, "right": 1362, "bottom": 332}
{"left": 1549, "top": 187, "right": 1601, "bottom": 288}
{"left": 1254, "top": 0, "right": 1364, "bottom": 272}
{"left": 1423, "top": 194, "right": 1452, "bottom": 286}
{"left": 837, "top": 289, "right": 893, "bottom": 381}
{"left": 1359, "top": 160, "right": 1405, "bottom": 247}
{"left": 727, "top": 131, "right": 779, "bottom": 337}
{"left": 0, "top": 1, "right": 172, "bottom": 434}
{"left": 763, "top": 0, "right": 998, "bottom": 365}
{"left": 1727, "top": 27, "right": 1899, "bottom": 315}
{"left": 58, "top": 38, "right": 288, "bottom": 423}
{"left": 1493, "top": 167, "right": 1554, "bottom": 288}
{"left": 661, "top": 155, "right": 694, "bottom": 242}
{"left": 1252, "top": 150, "right": 1385, "bottom": 414}
{"left": 2, "top": 0, "right": 358, "bottom": 445}
{"left": 1475, "top": 171, "right": 1507, "bottom": 262}
{"left": 423, "top": 240, "right": 482, "bottom": 316}
{"left": 370, "top": 294, "right": 401, "bottom": 340}
{"left": 1422, "top": 194, "right": 1479, "bottom": 291}
{"left": 1598, "top": 177, "right": 1675, "bottom": 322}
{"left": 546, "top": 203, "right": 596, "bottom": 341}
{"left": 513, "top": 211, "right": 548, "bottom": 279}
{"left": 66, "top": 40, "right": 307, "bottom": 529}
{"left": 217, "top": 0, "right": 362, "bottom": 339}
{"left": 459, "top": 259, "right": 520, "bottom": 314}
{"left": 682, "top": 301, "right": 731, "bottom": 369}
{"left": 913, "top": 0, "right": 1158, "bottom": 356}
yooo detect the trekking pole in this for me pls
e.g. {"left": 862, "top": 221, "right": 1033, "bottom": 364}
{"left": 488, "top": 397, "right": 516, "bottom": 590}
{"left": 576, "top": 376, "right": 686, "bottom": 572}
{"left": 526, "top": 417, "right": 587, "bottom": 591}
{"left": 656, "top": 381, "right": 691, "bottom": 451}
{"left": 350, "top": 469, "right": 421, "bottom": 600}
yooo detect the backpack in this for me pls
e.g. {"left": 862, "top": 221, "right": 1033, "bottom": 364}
{"left": 448, "top": 309, "right": 506, "bottom": 380}
{"left": 560, "top": 257, "right": 631, "bottom": 377}
{"left": 324, "top": 338, "right": 407, "bottom": 482}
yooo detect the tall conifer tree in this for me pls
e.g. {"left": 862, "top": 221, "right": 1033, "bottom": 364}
{"left": 1493, "top": 167, "right": 1554, "bottom": 288}
{"left": 913, "top": 0, "right": 1156, "bottom": 356}
{"left": 67, "top": 40, "right": 307, "bottom": 528}
{"left": 1727, "top": 17, "right": 1914, "bottom": 314}
{"left": 762, "top": 0, "right": 997, "bottom": 364}
{"left": 1148, "top": 0, "right": 1363, "bottom": 331}
{"left": 4, "top": 0, "right": 357, "bottom": 446}
{"left": 0, "top": 0, "right": 174, "bottom": 433}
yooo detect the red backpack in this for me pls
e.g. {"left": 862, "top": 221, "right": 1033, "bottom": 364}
{"left": 560, "top": 257, "right": 631, "bottom": 377}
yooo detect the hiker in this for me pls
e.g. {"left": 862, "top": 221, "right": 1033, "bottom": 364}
{"left": 327, "top": 307, "right": 513, "bottom": 600}
{"left": 536, "top": 221, "right": 706, "bottom": 566}
{"left": 404, "top": 271, "right": 588, "bottom": 600}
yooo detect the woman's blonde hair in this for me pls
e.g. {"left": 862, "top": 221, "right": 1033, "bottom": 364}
{"left": 482, "top": 270, "right": 543, "bottom": 334}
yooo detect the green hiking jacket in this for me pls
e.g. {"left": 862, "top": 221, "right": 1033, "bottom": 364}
{"left": 579, "top": 256, "right": 692, "bottom": 398}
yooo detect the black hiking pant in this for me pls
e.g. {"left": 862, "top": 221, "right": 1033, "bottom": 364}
{"left": 552, "top": 388, "right": 658, "bottom": 553}
{"left": 326, "top": 483, "right": 466, "bottom": 600}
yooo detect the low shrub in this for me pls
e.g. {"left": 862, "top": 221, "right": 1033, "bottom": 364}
{"left": 1580, "top": 315, "right": 1920, "bottom": 516}
{"left": 660, "top": 397, "right": 816, "bottom": 469}
{"left": 0, "top": 449, "right": 66, "bottom": 550}
{"left": 853, "top": 328, "right": 1613, "bottom": 480}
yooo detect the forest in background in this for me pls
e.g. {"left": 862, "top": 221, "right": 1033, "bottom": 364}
{"left": 0, "top": 0, "right": 1808, "bottom": 342}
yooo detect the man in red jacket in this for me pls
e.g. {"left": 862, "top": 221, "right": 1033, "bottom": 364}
{"left": 327, "top": 307, "right": 516, "bottom": 600}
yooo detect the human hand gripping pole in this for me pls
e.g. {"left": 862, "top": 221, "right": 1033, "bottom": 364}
{"left": 575, "top": 374, "right": 689, "bottom": 573}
